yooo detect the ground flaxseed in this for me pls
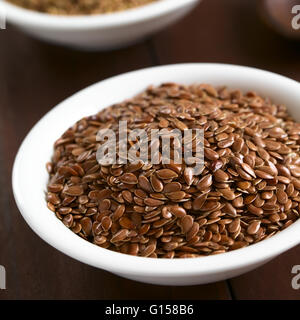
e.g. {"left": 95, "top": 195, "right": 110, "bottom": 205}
{"left": 46, "top": 83, "right": 300, "bottom": 258}
{"left": 6, "top": 0, "right": 157, "bottom": 15}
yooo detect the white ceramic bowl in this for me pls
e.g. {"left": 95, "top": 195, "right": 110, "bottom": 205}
{"left": 0, "top": 0, "right": 200, "bottom": 50}
{"left": 12, "top": 64, "right": 300, "bottom": 286}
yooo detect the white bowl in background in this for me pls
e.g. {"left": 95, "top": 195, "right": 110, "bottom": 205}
{"left": 0, "top": 0, "right": 201, "bottom": 50}
{"left": 12, "top": 64, "right": 300, "bottom": 285}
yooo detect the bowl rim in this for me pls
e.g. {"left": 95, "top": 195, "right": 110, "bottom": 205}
{"left": 12, "top": 63, "right": 300, "bottom": 277}
{"left": 0, "top": 0, "right": 199, "bottom": 30}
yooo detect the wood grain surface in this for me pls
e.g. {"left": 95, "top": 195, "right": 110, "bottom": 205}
{"left": 0, "top": 0, "right": 299, "bottom": 300}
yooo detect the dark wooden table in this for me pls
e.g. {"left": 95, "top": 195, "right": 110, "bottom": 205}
{"left": 1, "top": 0, "right": 300, "bottom": 300}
